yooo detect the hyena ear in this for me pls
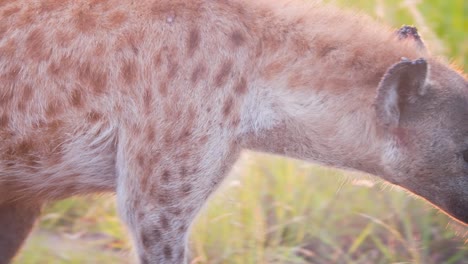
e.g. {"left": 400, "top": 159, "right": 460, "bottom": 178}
{"left": 374, "top": 58, "right": 428, "bottom": 129}
{"left": 396, "top": 25, "right": 426, "bottom": 51}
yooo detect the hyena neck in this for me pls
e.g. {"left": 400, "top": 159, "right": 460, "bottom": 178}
{"left": 240, "top": 3, "right": 424, "bottom": 175}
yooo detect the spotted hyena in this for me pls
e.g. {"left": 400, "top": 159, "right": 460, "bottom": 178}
{"left": 0, "top": 0, "right": 467, "bottom": 263}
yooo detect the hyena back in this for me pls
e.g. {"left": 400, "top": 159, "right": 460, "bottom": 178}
{"left": 0, "top": 0, "right": 467, "bottom": 263}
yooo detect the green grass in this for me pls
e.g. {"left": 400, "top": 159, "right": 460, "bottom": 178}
{"left": 14, "top": 0, "right": 467, "bottom": 263}
{"left": 190, "top": 154, "right": 467, "bottom": 264}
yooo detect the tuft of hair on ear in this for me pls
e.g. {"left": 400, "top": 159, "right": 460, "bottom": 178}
{"left": 374, "top": 58, "right": 428, "bottom": 129}
{"left": 396, "top": 25, "right": 427, "bottom": 52}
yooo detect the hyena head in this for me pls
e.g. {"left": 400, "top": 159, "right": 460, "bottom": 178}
{"left": 375, "top": 57, "right": 468, "bottom": 225}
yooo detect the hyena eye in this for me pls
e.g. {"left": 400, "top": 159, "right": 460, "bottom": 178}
{"left": 463, "top": 150, "right": 468, "bottom": 163}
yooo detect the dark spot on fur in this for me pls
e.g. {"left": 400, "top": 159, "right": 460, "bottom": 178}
{"left": 180, "top": 183, "right": 192, "bottom": 196}
{"left": 167, "top": 61, "right": 178, "bottom": 80}
{"left": 16, "top": 140, "right": 34, "bottom": 155}
{"left": 160, "top": 214, "right": 170, "bottom": 229}
{"left": 161, "top": 170, "right": 170, "bottom": 183}
{"left": 234, "top": 77, "right": 248, "bottom": 95}
{"left": 191, "top": 63, "right": 206, "bottom": 85}
{"left": 168, "top": 207, "right": 182, "bottom": 216}
{"left": 317, "top": 44, "right": 337, "bottom": 58}
{"left": 156, "top": 190, "right": 171, "bottom": 205}
{"left": 180, "top": 166, "right": 188, "bottom": 178}
{"left": 26, "top": 29, "right": 49, "bottom": 61}
{"left": 187, "top": 28, "right": 200, "bottom": 57}
{"left": 223, "top": 97, "right": 233, "bottom": 117}
{"left": 74, "top": 10, "right": 97, "bottom": 32}
{"left": 22, "top": 85, "right": 33, "bottom": 102}
{"left": 0, "top": 114, "right": 9, "bottom": 128}
{"left": 121, "top": 60, "right": 137, "bottom": 84}
{"left": 214, "top": 61, "right": 233, "bottom": 87}
{"left": 163, "top": 245, "right": 172, "bottom": 260}
{"left": 146, "top": 126, "right": 156, "bottom": 142}
{"left": 143, "top": 89, "right": 153, "bottom": 113}
{"left": 154, "top": 228, "right": 162, "bottom": 241}
{"left": 86, "top": 111, "right": 102, "bottom": 122}
{"left": 3, "top": 6, "right": 21, "bottom": 18}
{"left": 230, "top": 31, "right": 245, "bottom": 47}
{"left": 69, "top": 88, "right": 83, "bottom": 108}
{"left": 141, "top": 231, "right": 151, "bottom": 249}
{"left": 159, "top": 82, "right": 168, "bottom": 96}
{"left": 178, "top": 224, "right": 187, "bottom": 233}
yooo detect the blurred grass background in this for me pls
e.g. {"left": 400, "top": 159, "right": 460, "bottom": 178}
{"left": 14, "top": 0, "right": 467, "bottom": 263}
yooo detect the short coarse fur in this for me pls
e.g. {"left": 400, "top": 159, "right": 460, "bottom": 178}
{"left": 0, "top": 0, "right": 467, "bottom": 263}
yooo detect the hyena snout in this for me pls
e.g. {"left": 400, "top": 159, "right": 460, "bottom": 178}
{"left": 445, "top": 195, "right": 468, "bottom": 224}
{"left": 401, "top": 177, "right": 468, "bottom": 225}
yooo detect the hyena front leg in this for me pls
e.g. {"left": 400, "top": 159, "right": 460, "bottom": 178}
{"left": 0, "top": 201, "right": 42, "bottom": 264}
{"left": 116, "top": 134, "right": 238, "bottom": 264}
